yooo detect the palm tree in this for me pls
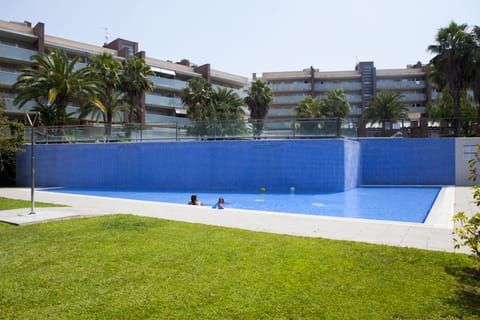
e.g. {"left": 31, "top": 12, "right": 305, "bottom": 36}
{"left": 86, "top": 52, "right": 127, "bottom": 136}
{"left": 322, "top": 89, "right": 351, "bottom": 117}
{"left": 244, "top": 79, "right": 273, "bottom": 119}
{"left": 321, "top": 89, "right": 351, "bottom": 136}
{"left": 182, "top": 82, "right": 246, "bottom": 137}
{"left": 211, "top": 87, "right": 245, "bottom": 121}
{"left": 295, "top": 96, "right": 323, "bottom": 118}
{"left": 470, "top": 26, "right": 480, "bottom": 116}
{"left": 361, "top": 91, "right": 408, "bottom": 136}
{"left": 206, "top": 88, "right": 246, "bottom": 137}
{"left": 180, "top": 77, "right": 214, "bottom": 118}
{"left": 12, "top": 49, "right": 98, "bottom": 126}
{"left": 428, "top": 21, "right": 475, "bottom": 136}
{"left": 244, "top": 79, "right": 273, "bottom": 136}
{"left": 294, "top": 96, "right": 323, "bottom": 135}
{"left": 120, "top": 55, "right": 154, "bottom": 123}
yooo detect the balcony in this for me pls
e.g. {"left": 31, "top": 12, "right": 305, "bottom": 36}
{"left": 74, "top": 61, "right": 87, "bottom": 71}
{"left": 268, "top": 108, "right": 295, "bottom": 116}
{"left": 273, "top": 94, "right": 308, "bottom": 104}
{"left": 409, "top": 106, "right": 426, "bottom": 113}
{"left": 145, "top": 93, "right": 182, "bottom": 108}
{"left": 145, "top": 113, "right": 190, "bottom": 124}
{"left": 149, "top": 76, "right": 188, "bottom": 91}
{"left": 0, "top": 43, "right": 36, "bottom": 63}
{"left": 345, "top": 94, "right": 362, "bottom": 103}
{"left": 350, "top": 107, "right": 363, "bottom": 116}
{"left": 0, "top": 70, "right": 19, "bottom": 87}
{"left": 4, "top": 97, "right": 36, "bottom": 112}
{"left": 376, "top": 79, "right": 426, "bottom": 90}
{"left": 402, "top": 92, "right": 426, "bottom": 102}
{"left": 211, "top": 84, "right": 247, "bottom": 98}
{"left": 314, "top": 81, "right": 362, "bottom": 91}
{"left": 269, "top": 82, "right": 311, "bottom": 91}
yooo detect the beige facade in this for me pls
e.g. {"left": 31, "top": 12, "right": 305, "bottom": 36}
{"left": 1, "top": 19, "right": 435, "bottom": 124}
{"left": 0, "top": 20, "right": 249, "bottom": 123}
{"left": 261, "top": 61, "right": 432, "bottom": 119}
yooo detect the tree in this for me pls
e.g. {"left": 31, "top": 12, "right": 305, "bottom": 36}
{"left": 469, "top": 26, "right": 480, "bottom": 122}
{"left": 426, "top": 87, "right": 454, "bottom": 120}
{"left": 427, "top": 88, "right": 478, "bottom": 136}
{"left": 453, "top": 143, "right": 480, "bottom": 261}
{"left": 180, "top": 77, "right": 214, "bottom": 117}
{"left": 361, "top": 91, "right": 408, "bottom": 136}
{"left": 12, "top": 49, "right": 98, "bottom": 126}
{"left": 244, "top": 79, "right": 273, "bottom": 119}
{"left": 460, "top": 91, "right": 478, "bottom": 136}
{"left": 120, "top": 55, "right": 154, "bottom": 123}
{"left": 293, "top": 91, "right": 350, "bottom": 137}
{"left": 428, "top": 21, "right": 475, "bottom": 137}
{"left": 294, "top": 96, "right": 323, "bottom": 136}
{"left": 198, "top": 88, "right": 247, "bottom": 137}
{"left": 321, "top": 89, "right": 351, "bottom": 136}
{"left": 188, "top": 87, "right": 244, "bottom": 121}
{"left": 322, "top": 89, "right": 351, "bottom": 118}
{"left": 181, "top": 78, "right": 247, "bottom": 138}
{"left": 86, "top": 52, "right": 128, "bottom": 136}
{"left": 244, "top": 79, "right": 273, "bottom": 136}
{"left": 210, "top": 87, "right": 245, "bottom": 121}
{"left": 0, "top": 96, "right": 25, "bottom": 185}
{"left": 295, "top": 96, "right": 323, "bottom": 118}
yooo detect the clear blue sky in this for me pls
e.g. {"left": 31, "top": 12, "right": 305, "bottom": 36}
{"left": 2, "top": 0, "right": 479, "bottom": 78}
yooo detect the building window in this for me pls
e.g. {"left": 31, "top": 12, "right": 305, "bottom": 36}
{"left": 121, "top": 44, "right": 134, "bottom": 58}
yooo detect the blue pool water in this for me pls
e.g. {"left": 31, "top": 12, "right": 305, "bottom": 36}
{"left": 45, "top": 186, "right": 441, "bottom": 223}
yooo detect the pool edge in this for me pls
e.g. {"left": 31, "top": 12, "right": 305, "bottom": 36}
{"left": 424, "top": 186, "right": 454, "bottom": 228}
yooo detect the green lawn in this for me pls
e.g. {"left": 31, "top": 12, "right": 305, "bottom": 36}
{"left": 0, "top": 205, "right": 479, "bottom": 319}
{"left": 0, "top": 196, "right": 66, "bottom": 210}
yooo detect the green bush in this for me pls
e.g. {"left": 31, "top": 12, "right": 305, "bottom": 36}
{"left": 453, "top": 144, "right": 480, "bottom": 261}
{"left": 453, "top": 211, "right": 480, "bottom": 260}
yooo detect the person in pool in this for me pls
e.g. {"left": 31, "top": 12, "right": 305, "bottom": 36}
{"left": 213, "top": 197, "right": 225, "bottom": 209}
{"left": 188, "top": 194, "right": 201, "bottom": 205}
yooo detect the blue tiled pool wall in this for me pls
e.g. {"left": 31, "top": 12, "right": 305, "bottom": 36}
{"left": 360, "top": 138, "right": 455, "bottom": 185}
{"left": 16, "top": 138, "right": 455, "bottom": 191}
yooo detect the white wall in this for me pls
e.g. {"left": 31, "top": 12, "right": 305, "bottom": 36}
{"left": 455, "top": 138, "right": 480, "bottom": 185}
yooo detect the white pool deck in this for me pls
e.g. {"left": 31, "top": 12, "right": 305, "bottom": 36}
{"left": 0, "top": 187, "right": 477, "bottom": 253}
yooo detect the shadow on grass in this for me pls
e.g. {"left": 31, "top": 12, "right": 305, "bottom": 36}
{"left": 445, "top": 264, "right": 480, "bottom": 318}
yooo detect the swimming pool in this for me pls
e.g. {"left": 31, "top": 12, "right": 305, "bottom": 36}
{"left": 45, "top": 186, "right": 441, "bottom": 223}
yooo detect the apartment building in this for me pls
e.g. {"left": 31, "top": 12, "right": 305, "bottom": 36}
{"left": 0, "top": 19, "right": 436, "bottom": 126}
{"left": 0, "top": 19, "right": 249, "bottom": 123}
{"left": 260, "top": 61, "right": 432, "bottom": 120}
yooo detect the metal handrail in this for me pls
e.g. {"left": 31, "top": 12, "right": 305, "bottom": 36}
{"left": 23, "top": 117, "right": 480, "bottom": 143}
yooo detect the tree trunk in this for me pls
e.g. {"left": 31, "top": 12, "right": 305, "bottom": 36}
{"left": 452, "top": 86, "right": 461, "bottom": 137}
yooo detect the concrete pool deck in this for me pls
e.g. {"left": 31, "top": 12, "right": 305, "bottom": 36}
{"left": 0, "top": 187, "right": 476, "bottom": 253}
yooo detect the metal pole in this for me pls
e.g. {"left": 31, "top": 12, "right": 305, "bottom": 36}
{"left": 25, "top": 112, "right": 39, "bottom": 215}
{"left": 30, "top": 122, "right": 35, "bottom": 214}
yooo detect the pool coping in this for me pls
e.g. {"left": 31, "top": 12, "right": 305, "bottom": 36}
{"left": 0, "top": 187, "right": 474, "bottom": 253}
{"left": 424, "top": 186, "right": 455, "bottom": 228}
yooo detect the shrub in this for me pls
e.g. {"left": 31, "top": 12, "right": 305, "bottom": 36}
{"left": 453, "top": 144, "right": 480, "bottom": 260}
{"left": 453, "top": 211, "right": 480, "bottom": 260}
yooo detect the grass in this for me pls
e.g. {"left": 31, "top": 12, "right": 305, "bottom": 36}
{"left": 0, "top": 213, "right": 479, "bottom": 320}
{"left": 0, "top": 196, "right": 67, "bottom": 210}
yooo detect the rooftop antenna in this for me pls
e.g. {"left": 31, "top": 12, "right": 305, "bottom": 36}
{"left": 103, "top": 27, "right": 110, "bottom": 45}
